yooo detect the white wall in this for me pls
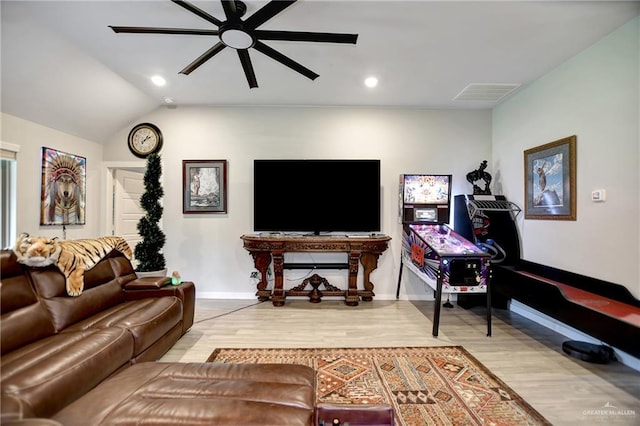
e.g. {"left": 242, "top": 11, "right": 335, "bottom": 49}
{"left": 5, "top": 17, "right": 638, "bottom": 302}
{"left": 1, "top": 113, "right": 105, "bottom": 241}
{"left": 102, "top": 106, "right": 492, "bottom": 299}
{"left": 492, "top": 17, "right": 640, "bottom": 297}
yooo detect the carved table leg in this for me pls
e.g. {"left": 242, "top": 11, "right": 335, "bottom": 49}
{"left": 271, "top": 250, "right": 286, "bottom": 306}
{"left": 345, "top": 251, "right": 361, "bottom": 306}
{"left": 359, "top": 252, "right": 381, "bottom": 301}
{"left": 251, "top": 251, "right": 272, "bottom": 301}
{"left": 308, "top": 274, "right": 324, "bottom": 303}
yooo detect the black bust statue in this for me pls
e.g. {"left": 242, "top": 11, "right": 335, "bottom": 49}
{"left": 466, "top": 160, "right": 492, "bottom": 195}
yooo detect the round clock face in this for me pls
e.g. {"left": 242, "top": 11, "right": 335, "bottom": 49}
{"left": 128, "top": 123, "right": 163, "bottom": 158}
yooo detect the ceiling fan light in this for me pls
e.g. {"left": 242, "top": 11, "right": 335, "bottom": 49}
{"left": 220, "top": 29, "right": 254, "bottom": 49}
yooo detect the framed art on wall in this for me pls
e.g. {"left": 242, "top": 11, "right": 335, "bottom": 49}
{"left": 40, "top": 147, "right": 86, "bottom": 225}
{"left": 524, "top": 135, "right": 576, "bottom": 220}
{"left": 182, "top": 160, "right": 228, "bottom": 214}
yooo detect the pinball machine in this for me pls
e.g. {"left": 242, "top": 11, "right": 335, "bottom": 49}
{"left": 396, "top": 174, "right": 492, "bottom": 336}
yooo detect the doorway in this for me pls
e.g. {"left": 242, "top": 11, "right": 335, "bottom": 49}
{"left": 102, "top": 162, "right": 145, "bottom": 263}
{"left": 113, "top": 169, "right": 144, "bottom": 253}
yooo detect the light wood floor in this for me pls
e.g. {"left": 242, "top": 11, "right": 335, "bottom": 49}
{"left": 161, "top": 298, "right": 640, "bottom": 425}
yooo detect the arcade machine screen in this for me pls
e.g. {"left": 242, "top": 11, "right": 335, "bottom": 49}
{"left": 402, "top": 175, "right": 450, "bottom": 204}
{"left": 400, "top": 174, "right": 452, "bottom": 224}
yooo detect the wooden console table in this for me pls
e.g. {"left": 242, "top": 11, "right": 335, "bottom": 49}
{"left": 241, "top": 234, "right": 391, "bottom": 306}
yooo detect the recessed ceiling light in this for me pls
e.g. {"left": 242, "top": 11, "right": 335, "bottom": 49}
{"left": 151, "top": 75, "right": 166, "bottom": 86}
{"left": 164, "top": 97, "right": 174, "bottom": 104}
{"left": 364, "top": 76, "right": 378, "bottom": 88}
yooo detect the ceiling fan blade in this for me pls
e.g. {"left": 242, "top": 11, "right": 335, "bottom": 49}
{"left": 237, "top": 49, "right": 258, "bottom": 88}
{"left": 255, "top": 30, "right": 358, "bottom": 44}
{"left": 244, "top": 0, "right": 297, "bottom": 29}
{"left": 110, "top": 26, "right": 219, "bottom": 36}
{"left": 221, "top": 0, "right": 240, "bottom": 21}
{"left": 171, "top": 0, "right": 223, "bottom": 27}
{"left": 253, "top": 41, "right": 318, "bottom": 81}
{"left": 179, "top": 42, "right": 227, "bottom": 75}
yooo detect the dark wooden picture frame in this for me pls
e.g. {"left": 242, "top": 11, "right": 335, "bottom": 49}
{"left": 182, "top": 160, "right": 228, "bottom": 214}
{"left": 524, "top": 135, "right": 576, "bottom": 220}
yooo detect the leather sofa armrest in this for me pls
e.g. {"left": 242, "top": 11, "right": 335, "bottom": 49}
{"left": 124, "top": 276, "right": 172, "bottom": 290}
{"left": 123, "top": 281, "right": 196, "bottom": 333}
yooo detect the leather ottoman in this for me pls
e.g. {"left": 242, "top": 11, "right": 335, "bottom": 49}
{"left": 52, "top": 362, "right": 316, "bottom": 425}
{"left": 315, "top": 403, "right": 395, "bottom": 426}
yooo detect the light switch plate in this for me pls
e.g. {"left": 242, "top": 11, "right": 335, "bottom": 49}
{"left": 591, "top": 189, "right": 606, "bottom": 202}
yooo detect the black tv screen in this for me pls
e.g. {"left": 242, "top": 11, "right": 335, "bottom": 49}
{"left": 253, "top": 159, "right": 381, "bottom": 234}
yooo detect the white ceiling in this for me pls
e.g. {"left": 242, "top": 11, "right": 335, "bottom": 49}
{"left": 2, "top": 1, "right": 638, "bottom": 143}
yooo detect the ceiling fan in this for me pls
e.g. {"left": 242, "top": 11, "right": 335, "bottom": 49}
{"left": 110, "top": 0, "right": 358, "bottom": 88}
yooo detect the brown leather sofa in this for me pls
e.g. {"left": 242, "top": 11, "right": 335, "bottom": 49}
{"left": 1, "top": 245, "right": 390, "bottom": 425}
{"left": 0, "top": 248, "right": 196, "bottom": 421}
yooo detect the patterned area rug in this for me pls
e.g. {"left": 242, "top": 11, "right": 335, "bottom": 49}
{"left": 207, "top": 346, "right": 551, "bottom": 425}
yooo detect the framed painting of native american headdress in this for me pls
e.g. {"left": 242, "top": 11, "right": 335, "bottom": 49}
{"left": 40, "top": 147, "right": 86, "bottom": 225}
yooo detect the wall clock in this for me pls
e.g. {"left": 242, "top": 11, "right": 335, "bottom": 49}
{"left": 128, "top": 123, "right": 163, "bottom": 158}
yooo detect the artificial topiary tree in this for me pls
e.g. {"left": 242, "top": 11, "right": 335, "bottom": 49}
{"left": 134, "top": 153, "right": 166, "bottom": 272}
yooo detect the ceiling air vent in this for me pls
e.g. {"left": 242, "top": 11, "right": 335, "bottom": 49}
{"left": 453, "top": 83, "right": 521, "bottom": 102}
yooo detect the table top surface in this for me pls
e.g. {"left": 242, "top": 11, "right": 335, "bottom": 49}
{"left": 241, "top": 233, "right": 391, "bottom": 242}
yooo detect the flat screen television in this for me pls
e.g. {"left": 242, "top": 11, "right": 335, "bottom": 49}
{"left": 253, "top": 159, "right": 381, "bottom": 234}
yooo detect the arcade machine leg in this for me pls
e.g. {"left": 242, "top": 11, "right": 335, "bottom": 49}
{"left": 396, "top": 255, "right": 403, "bottom": 300}
{"left": 432, "top": 274, "right": 443, "bottom": 337}
{"left": 486, "top": 272, "right": 492, "bottom": 337}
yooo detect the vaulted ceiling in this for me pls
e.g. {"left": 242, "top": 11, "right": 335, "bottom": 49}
{"left": 2, "top": 1, "right": 638, "bottom": 142}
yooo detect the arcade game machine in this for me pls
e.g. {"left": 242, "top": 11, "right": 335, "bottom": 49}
{"left": 396, "top": 174, "right": 492, "bottom": 337}
{"left": 452, "top": 163, "right": 640, "bottom": 361}
{"left": 453, "top": 194, "right": 522, "bottom": 308}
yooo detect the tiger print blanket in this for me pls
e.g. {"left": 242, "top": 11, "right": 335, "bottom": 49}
{"left": 14, "top": 233, "right": 132, "bottom": 296}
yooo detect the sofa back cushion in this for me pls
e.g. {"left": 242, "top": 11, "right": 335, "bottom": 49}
{"left": 0, "top": 251, "right": 56, "bottom": 355}
{"left": 108, "top": 253, "right": 139, "bottom": 286}
{"left": 27, "top": 251, "right": 132, "bottom": 332}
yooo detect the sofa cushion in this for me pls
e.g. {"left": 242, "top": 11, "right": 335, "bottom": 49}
{"left": 107, "top": 253, "right": 138, "bottom": 286}
{"left": 27, "top": 266, "right": 125, "bottom": 332}
{"left": 52, "top": 362, "right": 316, "bottom": 426}
{"left": 0, "top": 252, "right": 55, "bottom": 355}
{"left": 63, "top": 297, "right": 183, "bottom": 357}
{"left": 1, "top": 328, "right": 134, "bottom": 418}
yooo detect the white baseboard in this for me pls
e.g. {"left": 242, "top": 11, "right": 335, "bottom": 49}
{"left": 510, "top": 300, "right": 640, "bottom": 372}
{"left": 197, "top": 292, "right": 256, "bottom": 299}
{"left": 196, "top": 292, "right": 436, "bottom": 301}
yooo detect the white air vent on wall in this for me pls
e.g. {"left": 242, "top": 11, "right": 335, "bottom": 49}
{"left": 453, "top": 83, "right": 521, "bottom": 102}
